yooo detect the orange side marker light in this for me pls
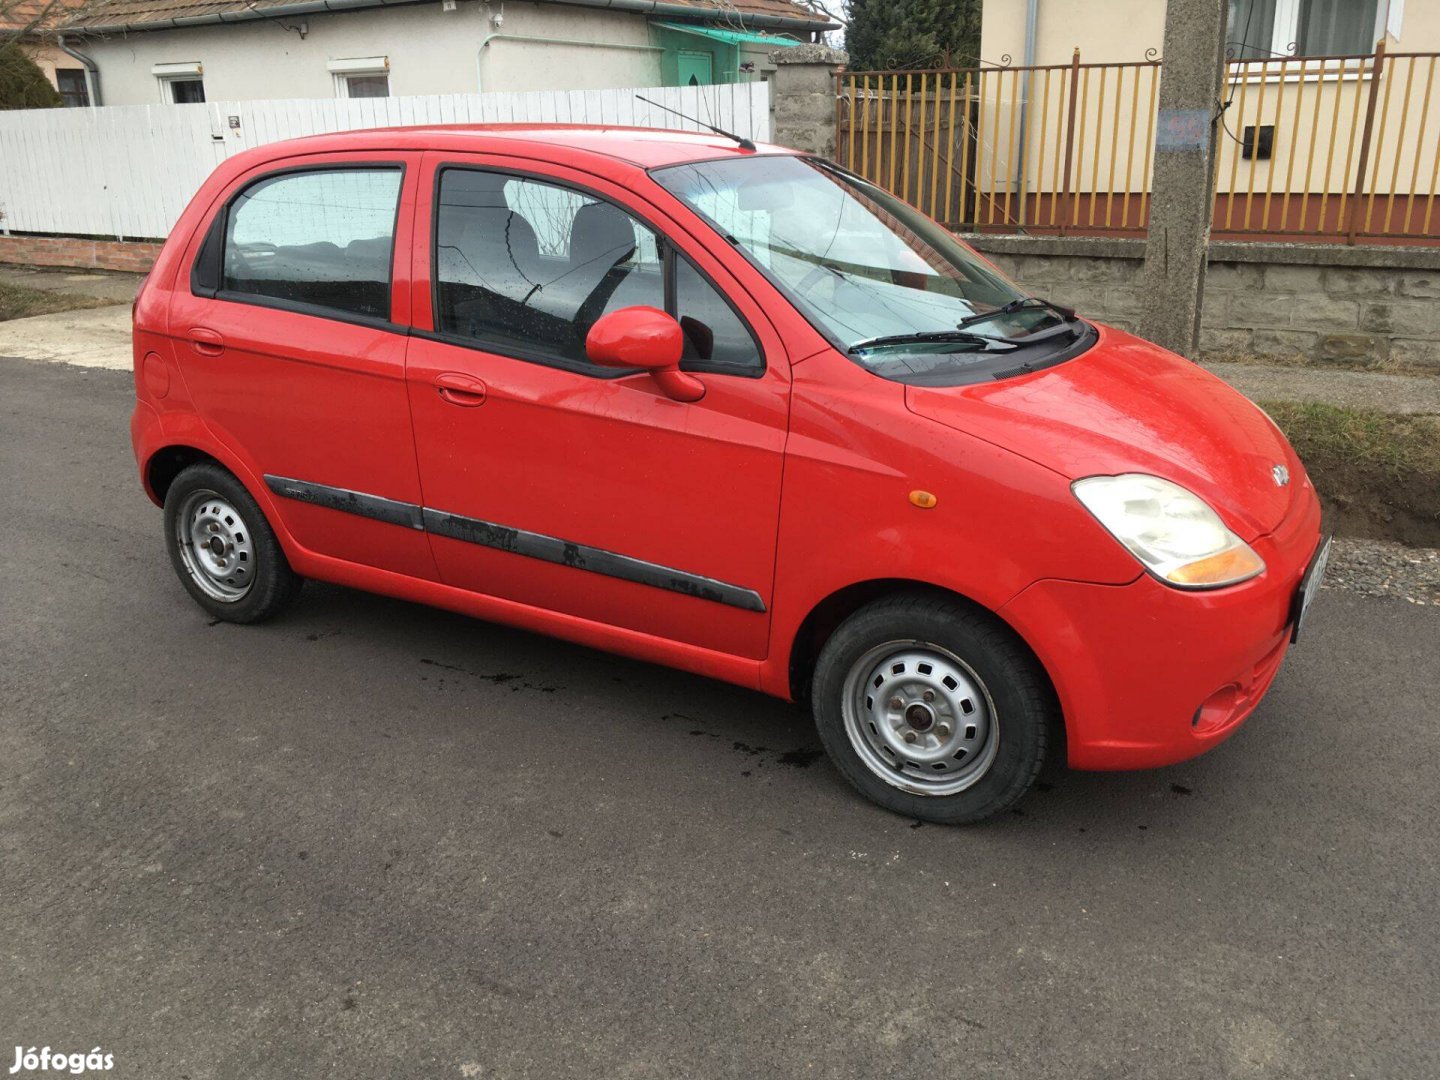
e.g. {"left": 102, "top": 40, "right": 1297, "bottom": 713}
{"left": 909, "top": 490, "right": 938, "bottom": 509}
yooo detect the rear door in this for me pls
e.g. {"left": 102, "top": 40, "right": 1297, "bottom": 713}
{"left": 403, "top": 152, "right": 792, "bottom": 660}
{"left": 168, "top": 152, "right": 435, "bottom": 581}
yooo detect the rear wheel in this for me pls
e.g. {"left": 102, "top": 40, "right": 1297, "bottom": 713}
{"left": 163, "top": 462, "right": 301, "bottom": 623}
{"left": 812, "top": 593, "right": 1054, "bottom": 824}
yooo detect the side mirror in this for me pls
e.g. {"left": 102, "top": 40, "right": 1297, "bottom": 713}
{"left": 585, "top": 306, "right": 705, "bottom": 403}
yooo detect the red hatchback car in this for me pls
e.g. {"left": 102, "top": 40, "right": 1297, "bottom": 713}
{"left": 131, "top": 125, "right": 1328, "bottom": 823}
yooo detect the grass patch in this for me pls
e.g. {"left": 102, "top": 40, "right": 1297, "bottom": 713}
{"left": 0, "top": 281, "right": 117, "bottom": 322}
{"left": 1209, "top": 351, "right": 1437, "bottom": 376}
{"left": 1261, "top": 400, "right": 1440, "bottom": 546}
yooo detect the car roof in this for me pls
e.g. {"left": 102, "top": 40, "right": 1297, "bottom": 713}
{"left": 251, "top": 124, "right": 799, "bottom": 170}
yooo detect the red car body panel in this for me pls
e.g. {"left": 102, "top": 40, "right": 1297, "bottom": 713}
{"left": 906, "top": 327, "right": 1305, "bottom": 540}
{"left": 130, "top": 125, "right": 1324, "bottom": 771}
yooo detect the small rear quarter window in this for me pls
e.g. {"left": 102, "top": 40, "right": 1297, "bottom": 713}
{"left": 220, "top": 168, "right": 402, "bottom": 321}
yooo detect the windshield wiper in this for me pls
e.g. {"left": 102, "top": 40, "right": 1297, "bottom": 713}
{"left": 956, "top": 296, "right": 1077, "bottom": 331}
{"left": 847, "top": 330, "right": 1017, "bottom": 354}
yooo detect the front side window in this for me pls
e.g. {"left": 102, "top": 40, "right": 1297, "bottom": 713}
{"left": 434, "top": 168, "right": 760, "bottom": 374}
{"left": 654, "top": 154, "right": 1083, "bottom": 384}
{"left": 673, "top": 257, "right": 761, "bottom": 374}
{"left": 222, "top": 168, "right": 402, "bottom": 320}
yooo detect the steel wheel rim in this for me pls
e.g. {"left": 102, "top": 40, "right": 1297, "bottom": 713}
{"left": 841, "top": 641, "right": 999, "bottom": 796}
{"left": 175, "top": 489, "right": 254, "bottom": 602}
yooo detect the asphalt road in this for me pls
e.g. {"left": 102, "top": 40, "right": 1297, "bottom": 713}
{"left": 2, "top": 359, "right": 1436, "bottom": 1080}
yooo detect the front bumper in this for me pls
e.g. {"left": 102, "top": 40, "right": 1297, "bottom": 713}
{"left": 999, "top": 489, "right": 1324, "bottom": 770}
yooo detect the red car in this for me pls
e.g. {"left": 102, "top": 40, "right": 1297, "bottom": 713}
{"left": 130, "top": 125, "right": 1327, "bottom": 824}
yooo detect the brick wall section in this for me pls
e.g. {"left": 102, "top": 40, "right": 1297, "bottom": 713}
{"left": 0, "top": 235, "right": 162, "bottom": 274}
{"left": 965, "top": 236, "right": 1440, "bottom": 371}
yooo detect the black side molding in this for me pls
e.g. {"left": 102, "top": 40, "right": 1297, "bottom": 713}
{"left": 264, "top": 475, "right": 423, "bottom": 530}
{"left": 263, "top": 475, "right": 766, "bottom": 613}
{"left": 422, "top": 508, "right": 766, "bottom": 612}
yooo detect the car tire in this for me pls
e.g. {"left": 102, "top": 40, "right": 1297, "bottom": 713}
{"left": 163, "top": 462, "right": 301, "bottom": 624}
{"left": 812, "top": 592, "right": 1055, "bottom": 825}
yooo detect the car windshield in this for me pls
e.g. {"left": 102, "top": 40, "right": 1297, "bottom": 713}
{"left": 652, "top": 154, "right": 1086, "bottom": 383}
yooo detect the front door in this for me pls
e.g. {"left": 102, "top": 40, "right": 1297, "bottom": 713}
{"left": 403, "top": 154, "right": 789, "bottom": 659}
{"left": 167, "top": 153, "right": 434, "bottom": 580}
{"left": 678, "top": 51, "right": 714, "bottom": 86}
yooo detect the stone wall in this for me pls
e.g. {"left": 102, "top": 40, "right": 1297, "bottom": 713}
{"left": 769, "top": 45, "right": 847, "bottom": 158}
{"left": 964, "top": 235, "right": 1440, "bottom": 371}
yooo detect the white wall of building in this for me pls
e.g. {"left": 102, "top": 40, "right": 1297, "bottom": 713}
{"left": 79, "top": 1, "right": 664, "bottom": 106}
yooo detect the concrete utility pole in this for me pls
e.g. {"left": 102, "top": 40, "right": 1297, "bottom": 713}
{"left": 1137, "top": 0, "right": 1230, "bottom": 357}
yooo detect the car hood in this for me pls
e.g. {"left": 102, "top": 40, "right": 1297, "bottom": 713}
{"left": 905, "top": 327, "right": 1303, "bottom": 540}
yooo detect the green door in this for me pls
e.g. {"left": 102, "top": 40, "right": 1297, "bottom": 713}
{"left": 678, "top": 50, "right": 714, "bottom": 86}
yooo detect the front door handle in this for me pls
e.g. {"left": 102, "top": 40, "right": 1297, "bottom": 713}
{"left": 188, "top": 327, "right": 225, "bottom": 357}
{"left": 433, "top": 372, "right": 487, "bottom": 407}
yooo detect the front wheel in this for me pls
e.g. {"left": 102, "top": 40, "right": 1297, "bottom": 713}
{"left": 163, "top": 462, "right": 302, "bottom": 624}
{"left": 812, "top": 593, "right": 1056, "bottom": 824}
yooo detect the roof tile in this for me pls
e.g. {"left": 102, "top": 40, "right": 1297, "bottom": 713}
{"left": 67, "top": 0, "right": 834, "bottom": 32}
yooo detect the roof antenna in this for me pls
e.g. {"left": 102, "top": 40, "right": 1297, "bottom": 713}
{"left": 635, "top": 94, "right": 756, "bottom": 151}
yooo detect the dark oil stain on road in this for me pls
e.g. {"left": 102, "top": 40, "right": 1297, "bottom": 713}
{"left": 419, "top": 657, "right": 521, "bottom": 683}
{"left": 777, "top": 748, "right": 823, "bottom": 768}
{"left": 418, "top": 657, "right": 555, "bottom": 692}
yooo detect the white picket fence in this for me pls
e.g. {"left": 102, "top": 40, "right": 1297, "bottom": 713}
{"left": 0, "top": 81, "right": 770, "bottom": 241}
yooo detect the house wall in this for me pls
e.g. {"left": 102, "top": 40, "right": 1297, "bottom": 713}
{"left": 966, "top": 0, "right": 1440, "bottom": 219}
{"left": 979, "top": 0, "right": 1440, "bottom": 67}
{"left": 77, "top": 1, "right": 664, "bottom": 106}
{"left": 23, "top": 43, "right": 88, "bottom": 97}
{"left": 980, "top": 0, "right": 1165, "bottom": 66}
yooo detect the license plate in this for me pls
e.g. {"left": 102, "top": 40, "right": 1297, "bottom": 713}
{"left": 1291, "top": 535, "right": 1332, "bottom": 643}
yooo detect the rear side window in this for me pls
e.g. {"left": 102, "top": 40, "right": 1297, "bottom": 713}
{"left": 221, "top": 168, "right": 402, "bottom": 321}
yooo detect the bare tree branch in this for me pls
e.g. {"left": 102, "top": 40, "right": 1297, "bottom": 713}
{"left": 1, "top": 0, "right": 104, "bottom": 48}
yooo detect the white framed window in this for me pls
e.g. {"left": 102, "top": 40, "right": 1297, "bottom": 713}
{"left": 153, "top": 62, "right": 205, "bottom": 103}
{"left": 328, "top": 57, "right": 390, "bottom": 99}
{"left": 1229, "top": 0, "right": 1387, "bottom": 61}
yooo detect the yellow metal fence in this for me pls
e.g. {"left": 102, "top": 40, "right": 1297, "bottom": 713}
{"left": 835, "top": 46, "right": 1440, "bottom": 245}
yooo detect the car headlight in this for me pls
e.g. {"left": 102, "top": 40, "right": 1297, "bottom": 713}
{"left": 1072, "top": 474, "right": 1265, "bottom": 589}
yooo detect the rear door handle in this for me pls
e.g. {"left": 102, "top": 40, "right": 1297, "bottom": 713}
{"left": 188, "top": 327, "right": 225, "bottom": 357}
{"left": 433, "top": 372, "right": 487, "bottom": 407}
